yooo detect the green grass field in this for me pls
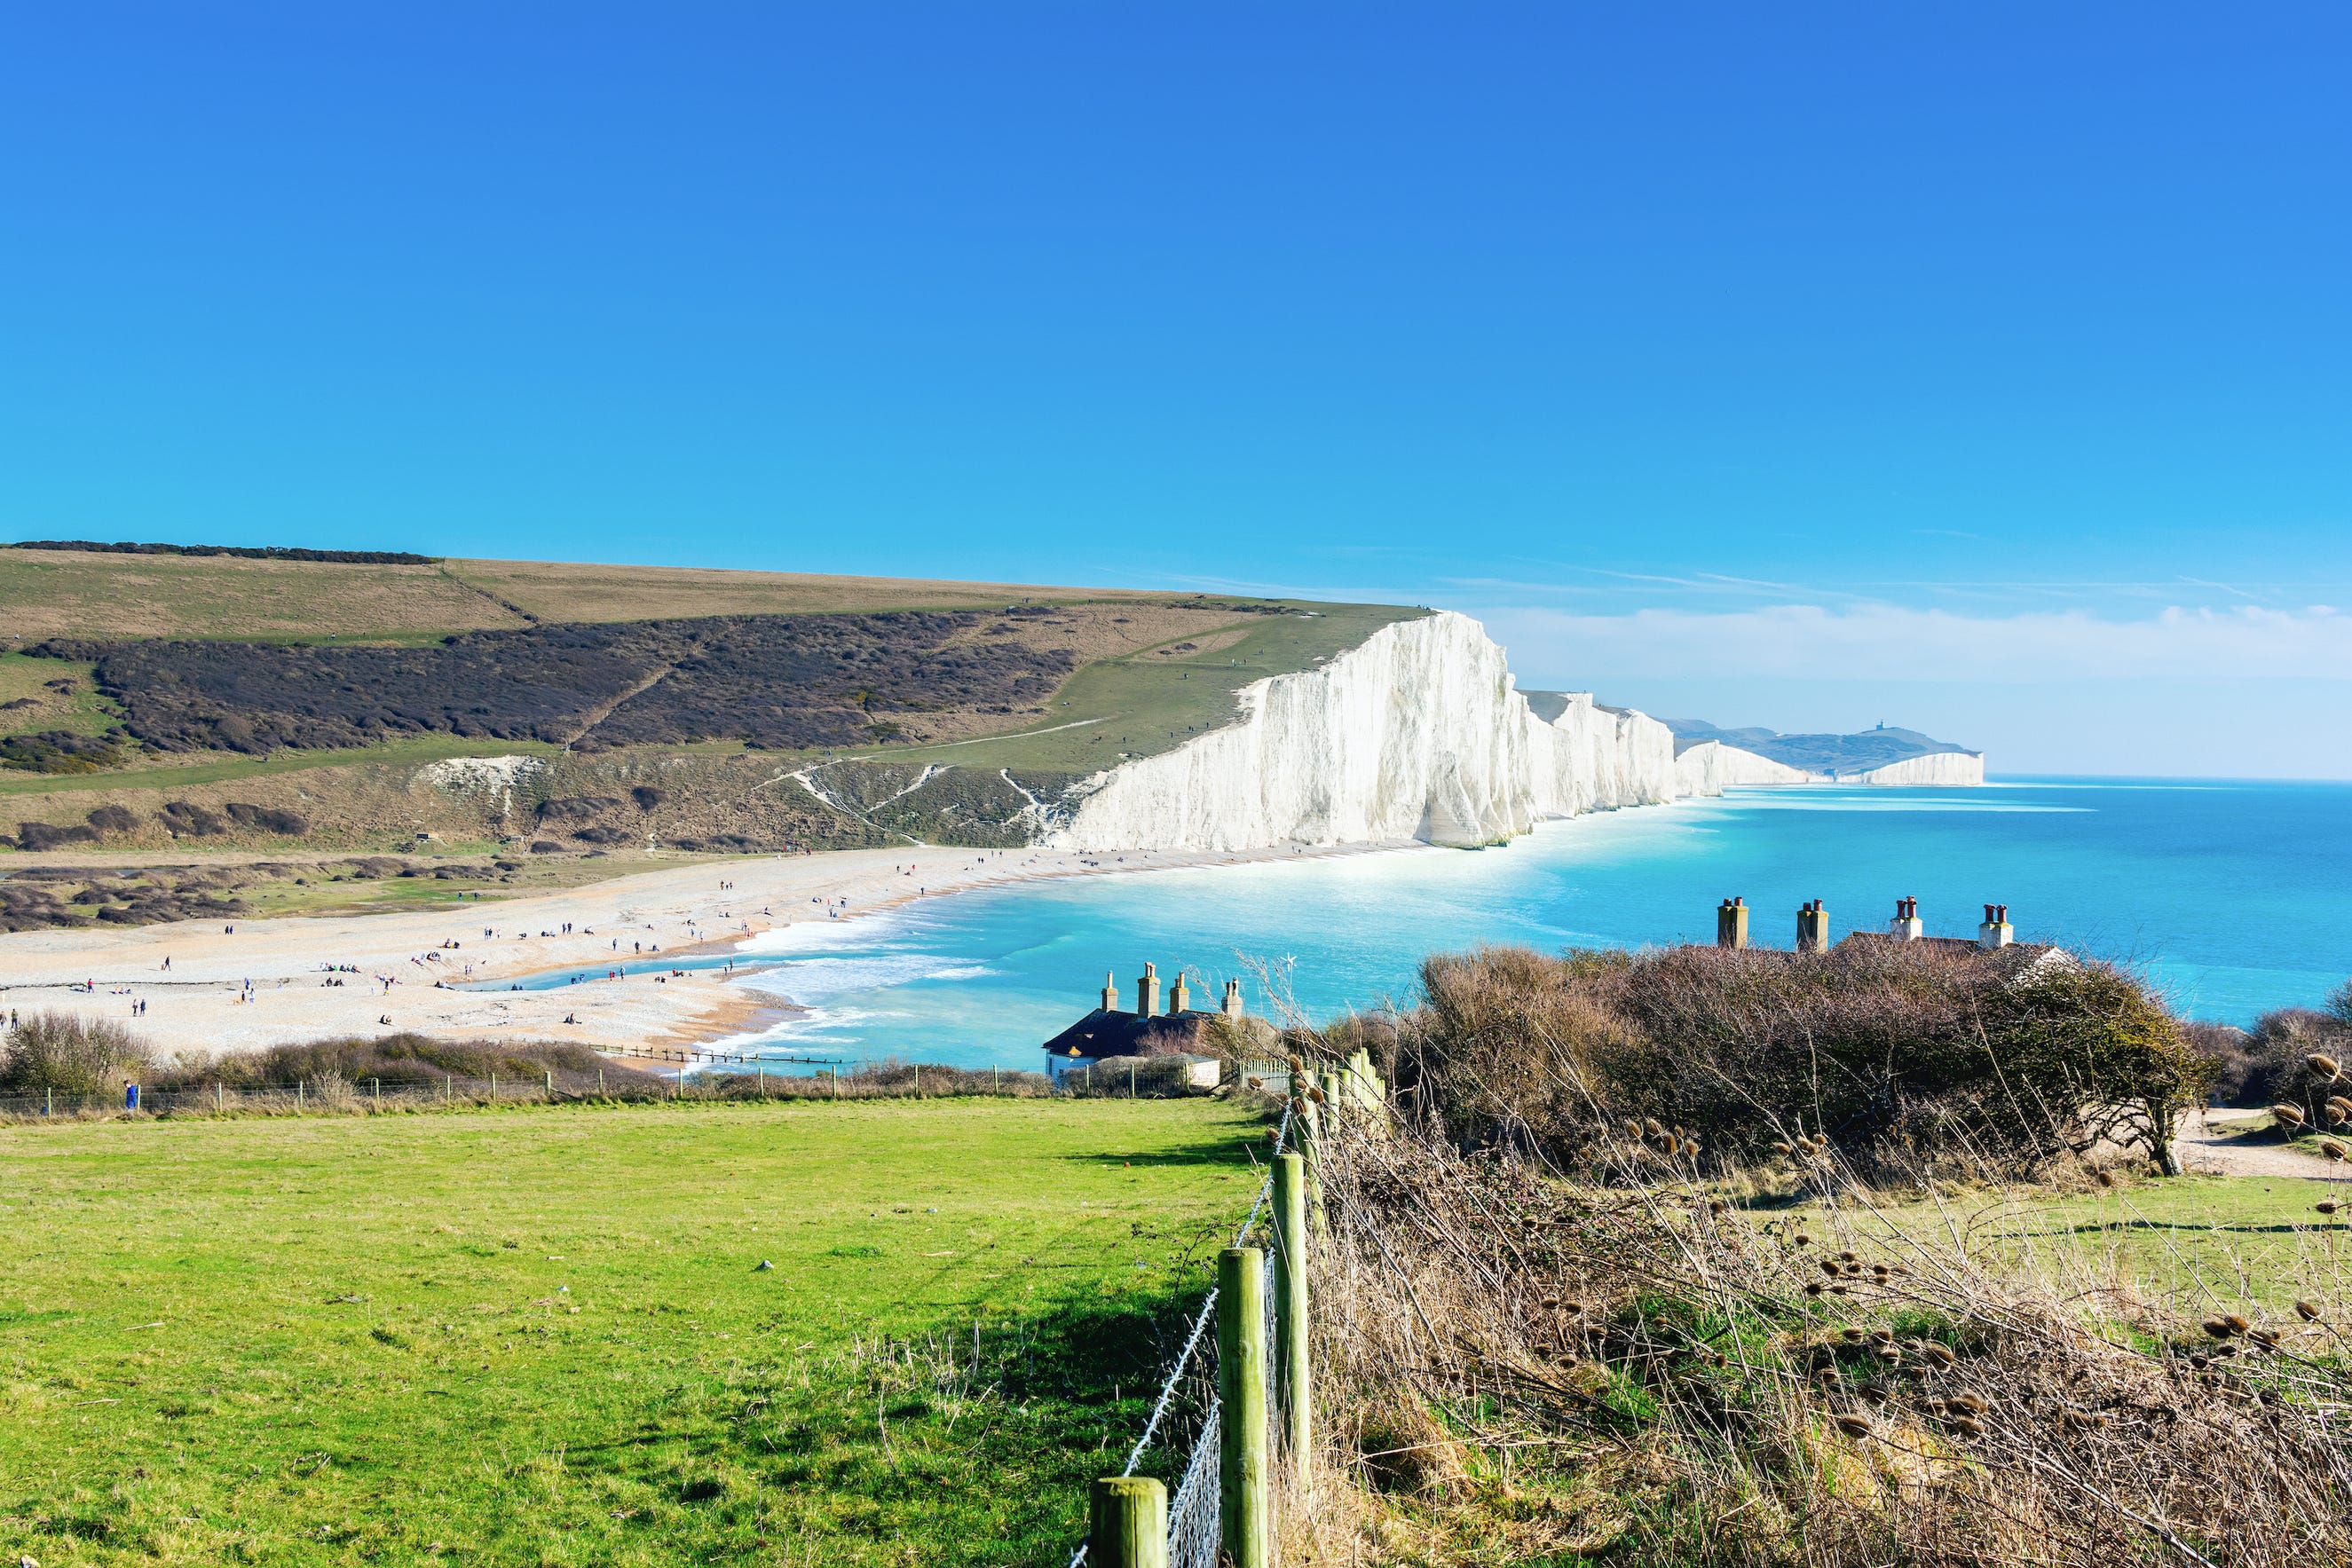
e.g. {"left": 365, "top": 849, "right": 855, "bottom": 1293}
{"left": 1787, "top": 1171, "right": 2352, "bottom": 1317}
{"left": 0, "top": 1097, "right": 1267, "bottom": 1565}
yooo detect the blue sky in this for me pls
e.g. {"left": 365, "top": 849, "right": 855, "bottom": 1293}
{"left": 4, "top": 4, "right": 2348, "bottom": 775}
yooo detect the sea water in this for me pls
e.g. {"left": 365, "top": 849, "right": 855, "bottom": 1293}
{"left": 698, "top": 777, "right": 2351, "bottom": 1068}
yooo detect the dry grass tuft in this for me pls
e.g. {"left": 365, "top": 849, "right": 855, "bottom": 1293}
{"left": 1283, "top": 1066, "right": 2352, "bottom": 1566}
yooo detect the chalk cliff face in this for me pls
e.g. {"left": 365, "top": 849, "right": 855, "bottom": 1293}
{"left": 1044, "top": 612, "right": 1678, "bottom": 852}
{"left": 1522, "top": 692, "right": 1677, "bottom": 816}
{"left": 1838, "top": 751, "right": 1985, "bottom": 786}
{"left": 1673, "top": 741, "right": 1815, "bottom": 796}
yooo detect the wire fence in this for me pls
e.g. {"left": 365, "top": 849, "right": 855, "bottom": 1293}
{"left": 1071, "top": 1103, "right": 1294, "bottom": 1568}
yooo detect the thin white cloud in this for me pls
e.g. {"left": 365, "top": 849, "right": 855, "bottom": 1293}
{"left": 1473, "top": 603, "right": 2352, "bottom": 683}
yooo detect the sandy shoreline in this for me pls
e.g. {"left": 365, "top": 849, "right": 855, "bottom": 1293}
{"left": 0, "top": 842, "right": 1392, "bottom": 1061}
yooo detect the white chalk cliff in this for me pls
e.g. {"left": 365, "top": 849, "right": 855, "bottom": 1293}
{"left": 1835, "top": 751, "right": 1985, "bottom": 786}
{"left": 1673, "top": 740, "right": 1816, "bottom": 795}
{"left": 1044, "top": 611, "right": 1680, "bottom": 852}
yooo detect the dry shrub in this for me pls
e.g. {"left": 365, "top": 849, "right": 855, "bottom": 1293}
{"left": 2216, "top": 1008, "right": 2351, "bottom": 1118}
{"left": 147, "top": 1033, "right": 661, "bottom": 1094}
{"left": 1, "top": 1010, "right": 151, "bottom": 1094}
{"left": 1387, "top": 942, "right": 2213, "bottom": 1177}
{"left": 1301, "top": 1102, "right": 2352, "bottom": 1567}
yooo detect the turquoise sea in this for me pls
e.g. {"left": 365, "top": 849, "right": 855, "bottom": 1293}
{"left": 677, "top": 778, "right": 2352, "bottom": 1069}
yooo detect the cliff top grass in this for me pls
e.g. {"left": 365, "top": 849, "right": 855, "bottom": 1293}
{"left": 826, "top": 599, "right": 1425, "bottom": 774}
{"left": 1, "top": 545, "right": 1191, "bottom": 643}
{"left": 0, "top": 1094, "right": 1266, "bottom": 1565}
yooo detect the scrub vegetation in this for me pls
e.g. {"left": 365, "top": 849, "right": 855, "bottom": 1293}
{"left": 1276, "top": 944, "right": 2351, "bottom": 1565}
{"left": 0, "top": 1095, "right": 1267, "bottom": 1565}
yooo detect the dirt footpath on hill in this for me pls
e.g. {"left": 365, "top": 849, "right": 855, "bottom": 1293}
{"left": 2173, "top": 1111, "right": 2344, "bottom": 1181}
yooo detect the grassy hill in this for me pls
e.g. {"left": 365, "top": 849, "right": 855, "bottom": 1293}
{"left": 0, "top": 1095, "right": 1264, "bottom": 1565}
{"left": 1660, "top": 716, "right": 1978, "bottom": 771}
{"left": 0, "top": 545, "right": 1420, "bottom": 879}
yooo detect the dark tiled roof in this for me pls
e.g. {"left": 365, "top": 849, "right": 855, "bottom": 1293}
{"left": 1041, "top": 1008, "right": 1227, "bottom": 1060}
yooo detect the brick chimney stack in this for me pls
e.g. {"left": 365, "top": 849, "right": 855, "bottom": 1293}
{"left": 1890, "top": 896, "right": 1923, "bottom": 942}
{"left": 1796, "top": 899, "right": 1830, "bottom": 954}
{"left": 1137, "top": 962, "right": 1161, "bottom": 1018}
{"left": 1169, "top": 972, "right": 1191, "bottom": 1015}
{"left": 1221, "top": 979, "right": 1243, "bottom": 1017}
{"left": 1977, "top": 903, "right": 2013, "bottom": 950}
{"left": 1716, "top": 896, "right": 1748, "bottom": 949}
{"left": 1101, "top": 970, "right": 1120, "bottom": 1013}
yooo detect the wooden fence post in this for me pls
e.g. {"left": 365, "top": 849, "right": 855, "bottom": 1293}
{"left": 1274, "top": 1153, "right": 1311, "bottom": 1472}
{"left": 1218, "top": 1246, "right": 1270, "bottom": 1568}
{"left": 297, "top": 1080, "right": 304, "bottom": 1112}
{"left": 1089, "top": 1475, "right": 1166, "bottom": 1568}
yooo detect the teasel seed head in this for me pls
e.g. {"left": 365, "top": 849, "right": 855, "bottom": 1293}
{"left": 1922, "top": 1343, "right": 1957, "bottom": 1369}
{"left": 2295, "top": 1299, "right": 2321, "bottom": 1320}
{"left": 2271, "top": 1102, "right": 2308, "bottom": 1126}
{"left": 2317, "top": 1200, "right": 2340, "bottom": 1216}
{"left": 1947, "top": 1414, "right": 1983, "bottom": 1438}
{"left": 1834, "top": 1414, "right": 1874, "bottom": 1439}
{"left": 2309, "top": 1053, "right": 2342, "bottom": 1080}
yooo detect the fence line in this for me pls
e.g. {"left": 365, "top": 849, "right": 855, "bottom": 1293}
{"left": 1077, "top": 1085, "right": 1336, "bottom": 1568}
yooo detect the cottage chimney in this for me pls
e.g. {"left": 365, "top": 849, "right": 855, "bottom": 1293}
{"left": 1796, "top": 898, "right": 1829, "bottom": 954}
{"left": 1977, "top": 903, "right": 2013, "bottom": 950}
{"left": 1101, "top": 970, "right": 1120, "bottom": 1013}
{"left": 1221, "top": 978, "right": 1243, "bottom": 1017}
{"left": 1169, "top": 972, "right": 1191, "bottom": 1014}
{"left": 1137, "top": 961, "right": 1161, "bottom": 1018}
{"left": 1716, "top": 896, "right": 1748, "bottom": 949}
{"left": 1890, "top": 896, "right": 1922, "bottom": 942}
